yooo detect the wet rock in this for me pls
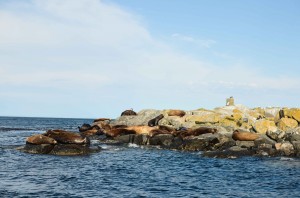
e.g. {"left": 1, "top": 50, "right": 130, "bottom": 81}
{"left": 202, "top": 146, "right": 254, "bottom": 158}
{"left": 114, "top": 134, "right": 136, "bottom": 144}
{"left": 275, "top": 142, "right": 294, "bottom": 156}
{"left": 292, "top": 141, "right": 300, "bottom": 157}
{"left": 181, "top": 134, "right": 219, "bottom": 151}
{"left": 49, "top": 144, "right": 101, "bottom": 156}
{"left": 149, "top": 134, "right": 174, "bottom": 147}
{"left": 133, "top": 134, "right": 149, "bottom": 145}
{"left": 20, "top": 144, "right": 55, "bottom": 154}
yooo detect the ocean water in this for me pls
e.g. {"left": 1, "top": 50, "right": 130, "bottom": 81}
{"left": 0, "top": 117, "right": 299, "bottom": 198}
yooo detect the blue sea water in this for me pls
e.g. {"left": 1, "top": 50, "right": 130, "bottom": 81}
{"left": 0, "top": 116, "right": 299, "bottom": 198}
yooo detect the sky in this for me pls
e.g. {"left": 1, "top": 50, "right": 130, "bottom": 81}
{"left": 0, "top": 0, "right": 299, "bottom": 118}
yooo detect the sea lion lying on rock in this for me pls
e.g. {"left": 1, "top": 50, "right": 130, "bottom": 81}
{"left": 232, "top": 130, "right": 260, "bottom": 141}
{"left": 121, "top": 109, "right": 137, "bottom": 116}
{"left": 78, "top": 123, "right": 92, "bottom": 132}
{"left": 26, "top": 134, "right": 57, "bottom": 145}
{"left": 44, "top": 130, "right": 90, "bottom": 144}
{"left": 148, "top": 114, "right": 164, "bottom": 127}
{"left": 167, "top": 110, "right": 186, "bottom": 117}
{"left": 180, "top": 127, "right": 217, "bottom": 138}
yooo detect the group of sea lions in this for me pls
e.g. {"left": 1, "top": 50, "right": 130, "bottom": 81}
{"left": 75, "top": 109, "right": 219, "bottom": 139}
{"left": 26, "top": 129, "right": 90, "bottom": 145}
{"left": 26, "top": 108, "right": 262, "bottom": 147}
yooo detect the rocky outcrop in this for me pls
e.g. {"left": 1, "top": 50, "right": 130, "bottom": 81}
{"left": 20, "top": 130, "right": 101, "bottom": 155}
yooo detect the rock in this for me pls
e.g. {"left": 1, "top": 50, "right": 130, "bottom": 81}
{"left": 264, "top": 107, "right": 281, "bottom": 118}
{"left": 235, "top": 141, "right": 255, "bottom": 148}
{"left": 185, "top": 113, "right": 221, "bottom": 124}
{"left": 20, "top": 144, "right": 55, "bottom": 154}
{"left": 287, "top": 134, "right": 300, "bottom": 142}
{"left": 254, "top": 135, "right": 276, "bottom": 147}
{"left": 133, "top": 134, "right": 149, "bottom": 145}
{"left": 148, "top": 134, "right": 174, "bottom": 147}
{"left": 275, "top": 142, "right": 294, "bottom": 156}
{"left": 49, "top": 144, "right": 101, "bottom": 156}
{"left": 266, "top": 130, "right": 286, "bottom": 142}
{"left": 277, "top": 118, "right": 298, "bottom": 131}
{"left": 181, "top": 134, "right": 219, "bottom": 151}
{"left": 219, "top": 117, "right": 238, "bottom": 128}
{"left": 114, "top": 134, "right": 136, "bottom": 144}
{"left": 165, "top": 116, "right": 185, "bottom": 128}
{"left": 253, "top": 119, "right": 277, "bottom": 134}
{"left": 111, "top": 109, "right": 162, "bottom": 126}
{"left": 292, "top": 141, "right": 300, "bottom": 157}
{"left": 283, "top": 108, "right": 300, "bottom": 122}
{"left": 202, "top": 146, "right": 254, "bottom": 158}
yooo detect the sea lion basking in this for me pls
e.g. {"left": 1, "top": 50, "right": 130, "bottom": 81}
{"left": 232, "top": 130, "right": 260, "bottom": 141}
{"left": 167, "top": 110, "right": 186, "bottom": 117}
{"left": 121, "top": 109, "right": 137, "bottom": 116}
{"left": 44, "top": 130, "right": 90, "bottom": 145}
{"left": 148, "top": 114, "right": 164, "bottom": 127}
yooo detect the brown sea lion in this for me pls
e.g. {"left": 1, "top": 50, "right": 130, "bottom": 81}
{"left": 232, "top": 130, "right": 260, "bottom": 141}
{"left": 167, "top": 110, "right": 186, "bottom": 117}
{"left": 105, "top": 128, "right": 136, "bottom": 137}
{"left": 93, "top": 118, "right": 110, "bottom": 123}
{"left": 125, "top": 126, "right": 158, "bottom": 135}
{"left": 26, "top": 134, "right": 57, "bottom": 145}
{"left": 45, "top": 130, "right": 90, "bottom": 144}
{"left": 180, "top": 127, "right": 217, "bottom": 137}
{"left": 78, "top": 123, "right": 92, "bottom": 132}
{"left": 121, "top": 109, "right": 137, "bottom": 116}
{"left": 81, "top": 126, "right": 104, "bottom": 136}
{"left": 148, "top": 114, "right": 164, "bottom": 127}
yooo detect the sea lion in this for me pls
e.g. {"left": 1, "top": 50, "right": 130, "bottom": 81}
{"left": 45, "top": 130, "right": 90, "bottom": 144}
{"left": 232, "top": 130, "right": 260, "bottom": 141}
{"left": 78, "top": 123, "right": 92, "bottom": 132}
{"left": 81, "top": 126, "right": 104, "bottom": 136}
{"left": 105, "top": 128, "right": 136, "bottom": 137}
{"left": 167, "top": 110, "right": 186, "bottom": 117}
{"left": 125, "top": 126, "right": 158, "bottom": 135}
{"left": 121, "top": 109, "right": 137, "bottom": 116}
{"left": 180, "top": 127, "right": 217, "bottom": 137}
{"left": 148, "top": 114, "right": 164, "bottom": 127}
{"left": 26, "top": 134, "right": 57, "bottom": 145}
{"left": 93, "top": 118, "right": 110, "bottom": 123}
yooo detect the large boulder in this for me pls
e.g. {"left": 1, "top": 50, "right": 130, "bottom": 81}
{"left": 185, "top": 113, "right": 221, "bottom": 124}
{"left": 253, "top": 119, "right": 277, "bottom": 134}
{"left": 275, "top": 142, "right": 294, "bottom": 156}
{"left": 283, "top": 108, "right": 300, "bottom": 122}
{"left": 110, "top": 109, "right": 163, "bottom": 126}
{"left": 277, "top": 118, "right": 298, "bottom": 131}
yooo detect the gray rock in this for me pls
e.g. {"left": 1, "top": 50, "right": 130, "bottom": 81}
{"left": 133, "top": 134, "right": 149, "bottom": 145}
{"left": 110, "top": 109, "right": 163, "bottom": 126}
{"left": 266, "top": 130, "right": 286, "bottom": 142}
{"left": 149, "top": 134, "right": 174, "bottom": 147}
{"left": 49, "top": 144, "right": 101, "bottom": 156}
{"left": 254, "top": 135, "right": 276, "bottom": 147}
{"left": 20, "top": 144, "right": 54, "bottom": 154}
{"left": 292, "top": 141, "right": 300, "bottom": 157}
{"left": 235, "top": 141, "right": 255, "bottom": 148}
{"left": 202, "top": 147, "right": 254, "bottom": 158}
{"left": 114, "top": 134, "right": 135, "bottom": 144}
{"left": 181, "top": 135, "right": 219, "bottom": 151}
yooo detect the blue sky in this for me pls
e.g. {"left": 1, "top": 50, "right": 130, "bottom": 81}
{"left": 0, "top": 0, "right": 299, "bottom": 118}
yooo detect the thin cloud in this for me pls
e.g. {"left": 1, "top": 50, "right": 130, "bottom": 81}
{"left": 171, "top": 33, "right": 216, "bottom": 48}
{"left": 0, "top": 0, "right": 299, "bottom": 117}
